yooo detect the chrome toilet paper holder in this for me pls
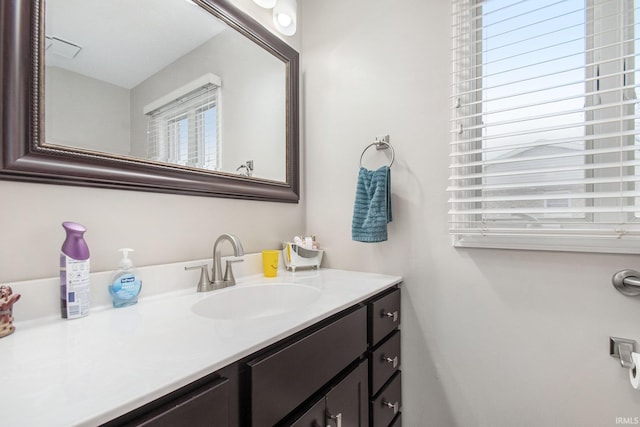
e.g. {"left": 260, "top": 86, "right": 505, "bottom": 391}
{"left": 610, "top": 336, "right": 637, "bottom": 369}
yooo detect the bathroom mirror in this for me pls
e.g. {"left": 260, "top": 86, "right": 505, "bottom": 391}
{"left": 0, "top": 0, "right": 299, "bottom": 202}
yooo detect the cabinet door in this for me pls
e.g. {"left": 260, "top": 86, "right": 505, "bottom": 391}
{"left": 291, "top": 361, "right": 369, "bottom": 427}
{"left": 325, "top": 362, "right": 369, "bottom": 427}
{"left": 290, "top": 397, "right": 326, "bottom": 427}
{"left": 132, "top": 377, "right": 230, "bottom": 427}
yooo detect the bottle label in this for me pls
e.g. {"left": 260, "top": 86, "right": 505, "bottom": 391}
{"left": 61, "top": 255, "right": 90, "bottom": 319}
{"left": 111, "top": 273, "right": 142, "bottom": 301}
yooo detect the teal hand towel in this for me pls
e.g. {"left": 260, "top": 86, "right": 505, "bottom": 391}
{"left": 352, "top": 166, "right": 392, "bottom": 242}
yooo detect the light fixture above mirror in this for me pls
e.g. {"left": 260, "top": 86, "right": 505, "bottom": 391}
{"left": 252, "top": 0, "right": 276, "bottom": 8}
{"left": 252, "top": 0, "right": 297, "bottom": 36}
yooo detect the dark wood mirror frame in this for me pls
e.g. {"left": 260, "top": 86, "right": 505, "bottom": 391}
{"left": 0, "top": 0, "right": 299, "bottom": 202}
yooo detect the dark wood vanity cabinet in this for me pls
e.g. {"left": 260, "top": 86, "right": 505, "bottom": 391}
{"left": 277, "top": 286, "right": 402, "bottom": 427}
{"left": 105, "top": 285, "right": 401, "bottom": 427}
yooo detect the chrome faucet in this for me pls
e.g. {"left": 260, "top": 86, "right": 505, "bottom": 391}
{"left": 184, "top": 233, "right": 245, "bottom": 292}
{"left": 212, "top": 233, "right": 244, "bottom": 289}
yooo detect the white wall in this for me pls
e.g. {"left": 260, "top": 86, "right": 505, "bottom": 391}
{"left": 45, "top": 66, "right": 131, "bottom": 155}
{"left": 301, "top": 0, "right": 640, "bottom": 425}
{"left": 0, "top": 0, "right": 303, "bottom": 284}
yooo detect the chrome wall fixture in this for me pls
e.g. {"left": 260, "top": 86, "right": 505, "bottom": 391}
{"left": 612, "top": 269, "right": 640, "bottom": 296}
{"left": 610, "top": 337, "right": 637, "bottom": 369}
{"left": 359, "top": 135, "right": 395, "bottom": 169}
{"left": 609, "top": 337, "right": 640, "bottom": 390}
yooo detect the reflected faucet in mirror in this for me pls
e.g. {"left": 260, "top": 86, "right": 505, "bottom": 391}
{"left": 236, "top": 160, "right": 254, "bottom": 177}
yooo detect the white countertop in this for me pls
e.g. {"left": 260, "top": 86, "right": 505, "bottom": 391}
{"left": 0, "top": 268, "right": 401, "bottom": 427}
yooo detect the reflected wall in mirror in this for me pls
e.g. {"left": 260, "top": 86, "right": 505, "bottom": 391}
{"left": 0, "top": 0, "right": 299, "bottom": 202}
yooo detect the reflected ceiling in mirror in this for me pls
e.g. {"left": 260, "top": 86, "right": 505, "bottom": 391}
{"left": 44, "top": 0, "right": 287, "bottom": 182}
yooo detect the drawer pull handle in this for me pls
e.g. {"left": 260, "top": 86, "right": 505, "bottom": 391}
{"left": 326, "top": 411, "right": 342, "bottom": 427}
{"left": 382, "top": 399, "right": 399, "bottom": 414}
{"left": 382, "top": 354, "right": 398, "bottom": 369}
{"left": 381, "top": 310, "right": 398, "bottom": 322}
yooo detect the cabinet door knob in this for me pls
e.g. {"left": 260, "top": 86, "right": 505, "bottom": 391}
{"left": 382, "top": 399, "right": 399, "bottom": 414}
{"left": 381, "top": 310, "right": 398, "bottom": 322}
{"left": 382, "top": 354, "right": 398, "bottom": 369}
{"left": 326, "top": 411, "right": 342, "bottom": 427}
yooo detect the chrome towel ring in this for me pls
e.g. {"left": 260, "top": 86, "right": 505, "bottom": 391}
{"left": 359, "top": 135, "right": 395, "bottom": 168}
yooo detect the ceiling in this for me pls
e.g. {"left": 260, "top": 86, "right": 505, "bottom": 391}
{"left": 45, "top": 0, "right": 227, "bottom": 89}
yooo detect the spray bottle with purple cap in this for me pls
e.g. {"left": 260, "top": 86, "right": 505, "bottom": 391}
{"left": 60, "top": 222, "right": 90, "bottom": 319}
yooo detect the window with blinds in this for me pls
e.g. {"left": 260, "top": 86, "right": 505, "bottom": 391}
{"left": 146, "top": 84, "right": 219, "bottom": 170}
{"left": 449, "top": 0, "right": 640, "bottom": 253}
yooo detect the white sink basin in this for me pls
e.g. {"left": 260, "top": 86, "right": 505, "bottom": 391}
{"left": 191, "top": 283, "right": 322, "bottom": 320}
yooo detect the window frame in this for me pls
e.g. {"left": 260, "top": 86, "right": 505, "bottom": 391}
{"left": 450, "top": 0, "right": 640, "bottom": 254}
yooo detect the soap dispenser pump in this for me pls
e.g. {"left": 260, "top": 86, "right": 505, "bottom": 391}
{"left": 108, "top": 248, "right": 142, "bottom": 308}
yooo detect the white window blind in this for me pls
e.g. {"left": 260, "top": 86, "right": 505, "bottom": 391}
{"left": 146, "top": 83, "right": 219, "bottom": 170}
{"left": 449, "top": 0, "right": 640, "bottom": 253}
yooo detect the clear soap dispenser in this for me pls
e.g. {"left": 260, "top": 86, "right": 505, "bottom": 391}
{"left": 109, "top": 248, "right": 142, "bottom": 308}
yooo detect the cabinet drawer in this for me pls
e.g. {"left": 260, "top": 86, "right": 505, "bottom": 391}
{"left": 248, "top": 306, "right": 367, "bottom": 427}
{"left": 369, "top": 288, "right": 401, "bottom": 345}
{"left": 371, "top": 371, "right": 401, "bottom": 427}
{"left": 370, "top": 330, "right": 401, "bottom": 395}
{"left": 132, "top": 377, "right": 229, "bottom": 427}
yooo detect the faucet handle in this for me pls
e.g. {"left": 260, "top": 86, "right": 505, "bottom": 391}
{"left": 185, "top": 264, "right": 212, "bottom": 292}
{"left": 223, "top": 259, "right": 244, "bottom": 286}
